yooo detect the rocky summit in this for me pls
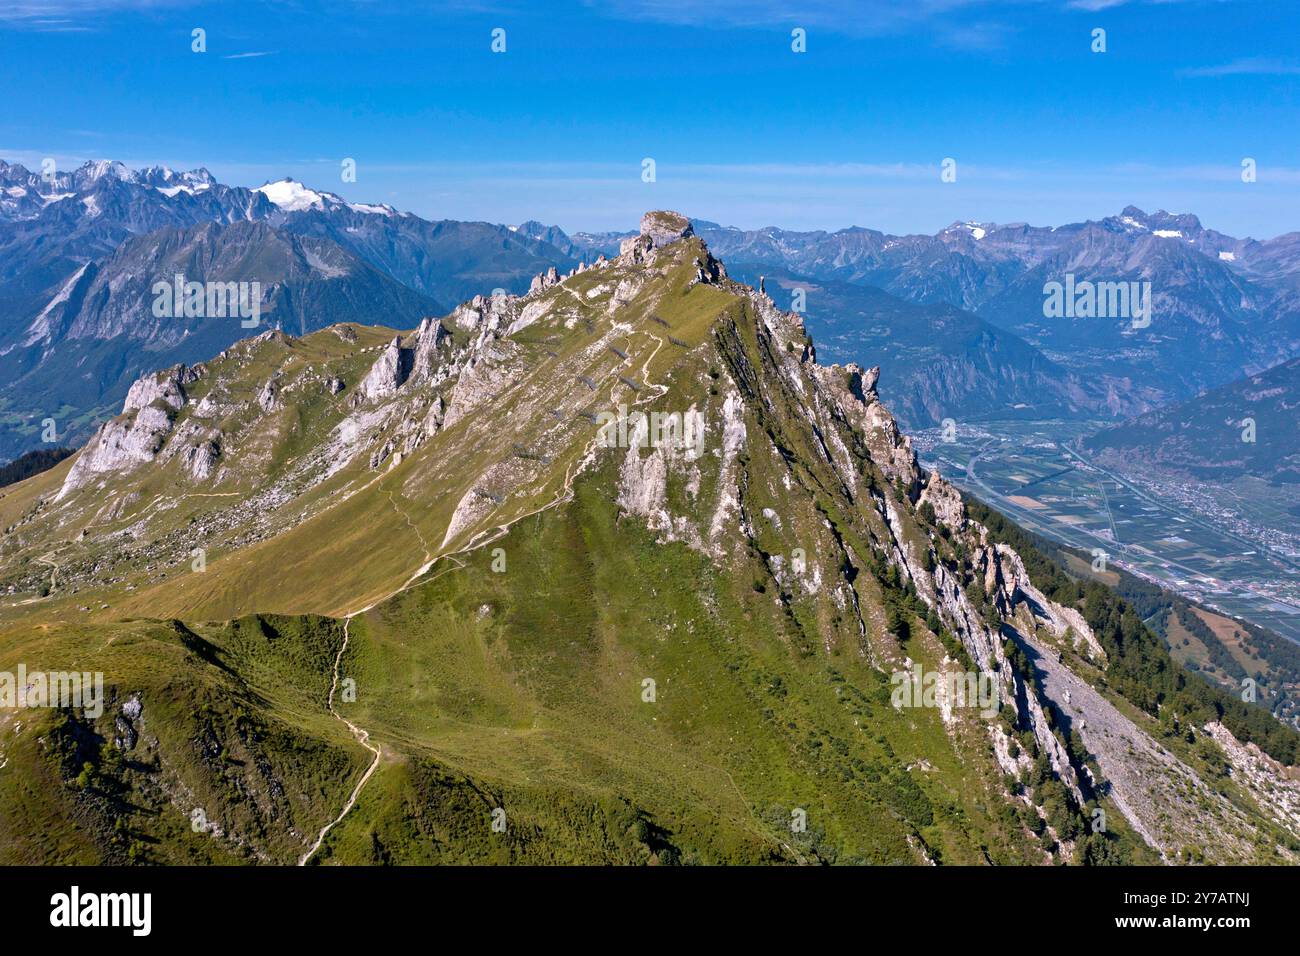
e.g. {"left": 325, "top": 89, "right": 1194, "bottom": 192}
{"left": 1, "top": 213, "right": 1298, "bottom": 865}
{"left": 637, "top": 209, "right": 694, "bottom": 248}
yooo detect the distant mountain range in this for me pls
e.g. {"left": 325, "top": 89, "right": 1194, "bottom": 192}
{"left": 0, "top": 160, "right": 574, "bottom": 460}
{"left": 6, "top": 157, "right": 1300, "bottom": 463}
{"left": 521, "top": 207, "right": 1300, "bottom": 420}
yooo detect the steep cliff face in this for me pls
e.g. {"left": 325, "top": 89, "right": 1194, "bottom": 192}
{"left": 2, "top": 212, "right": 1296, "bottom": 865}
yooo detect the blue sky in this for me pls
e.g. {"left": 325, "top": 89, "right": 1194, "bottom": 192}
{"left": 1, "top": 0, "right": 1298, "bottom": 236}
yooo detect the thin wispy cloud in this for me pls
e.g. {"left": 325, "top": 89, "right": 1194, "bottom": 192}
{"left": 593, "top": 0, "right": 1204, "bottom": 42}
{"left": 2, "top": 151, "right": 1295, "bottom": 238}
{"left": 1179, "top": 57, "right": 1300, "bottom": 78}
{"left": 1067, "top": 0, "right": 1211, "bottom": 9}
{"left": 10, "top": 17, "right": 92, "bottom": 31}
{"left": 0, "top": 0, "right": 187, "bottom": 22}
{"left": 592, "top": 0, "right": 1007, "bottom": 37}
{"left": 222, "top": 50, "right": 276, "bottom": 59}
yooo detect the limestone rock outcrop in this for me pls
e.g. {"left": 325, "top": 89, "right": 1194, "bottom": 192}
{"left": 639, "top": 210, "right": 693, "bottom": 248}
{"left": 410, "top": 317, "right": 450, "bottom": 380}
{"left": 183, "top": 438, "right": 221, "bottom": 481}
{"left": 359, "top": 335, "right": 414, "bottom": 400}
{"left": 528, "top": 266, "right": 560, "bottom": 295}
{"left": 57, "top": 364, "right": 203, "bottom": 498}
{"left": 123, "top": 364, "right": 201, "bottom": 413}
{"left": 57, "top": 404, "right": 175, "bottom": 499}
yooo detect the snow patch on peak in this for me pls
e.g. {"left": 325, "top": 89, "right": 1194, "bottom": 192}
{"left": 943, "top": 221, "right": 989, "bottom": 240}
{"left": 347, "top": 201, "right": 393, "bottom": 217}
{"left": 256, "top": 178, "right": 326, "bottom": 211}
{"left": 1152, "top": 229, "right": 1182, "bottom": 238}
{"left": 156, "top": 182, "right": 213, "bottom": 198}
{"left": 80, "top": 159, "right": 131, "bottom": 182}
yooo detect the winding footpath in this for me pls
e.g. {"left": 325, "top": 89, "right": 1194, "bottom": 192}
{"left": 298, "top": 317, "right": 671, "bottom": 863}
{"left": 298, "top": 617, "right": 381, "bottom": 865}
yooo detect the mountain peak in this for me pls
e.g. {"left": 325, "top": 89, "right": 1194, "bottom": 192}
{"left": 255, "top": 178, "right": 328, "bottom": 211}
{"left": 77, "top": 159, "right": 132, "bottom": 183}
{"left": 941, "top": 220, "right": 993, "bottom": 240}
{"left": 1114, "top": 205, "right": 1203, "bottom": 237}
{"left": 639, "top": 209, "right": 694, "bottom": 247}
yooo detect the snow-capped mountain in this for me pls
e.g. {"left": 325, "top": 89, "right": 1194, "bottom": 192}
{"left": 254, "top": 177, "right": 395, "bottom": 217}
{"left": 0, "top": 159, "right": 577, "bottom": 461}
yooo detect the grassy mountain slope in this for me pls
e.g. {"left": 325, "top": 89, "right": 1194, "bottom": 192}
{"left": 2, "top": 213, "right": 1297, "bottom": 864}
{"left": 0, "top": 614, "right": 364, "bottom": 864}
